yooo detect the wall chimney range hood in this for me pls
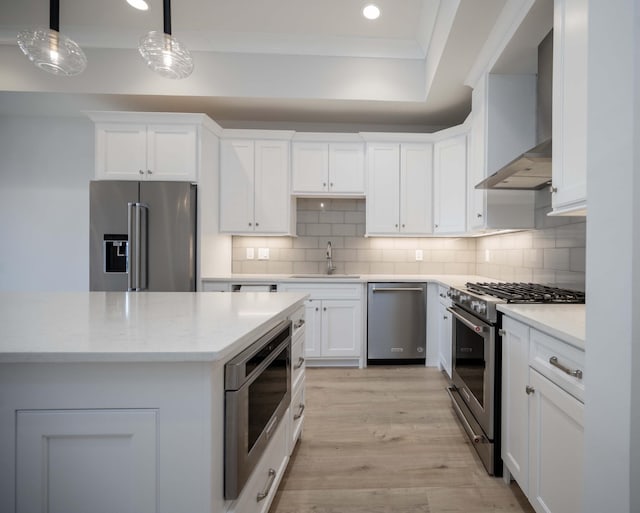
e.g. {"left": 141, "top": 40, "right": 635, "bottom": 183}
{"left": 476, "top": 31, "right": 553, "bottom": 191}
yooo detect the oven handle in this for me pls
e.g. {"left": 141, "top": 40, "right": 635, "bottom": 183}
{"left": 446, "top": 306, "right": 488, "bottom": 333}
{"left": 446, "top": 387, "right": 485, "bottom": 444}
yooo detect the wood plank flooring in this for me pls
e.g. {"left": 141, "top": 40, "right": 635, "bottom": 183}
{"left": 269, "top": 366, "right": 534, "bottom": 513}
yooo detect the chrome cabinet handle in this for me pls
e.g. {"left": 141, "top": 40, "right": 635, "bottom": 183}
{"left": 147, "top": 169, "right": 152, "bottom": 174}
{"left": 256, "top": 468, "right": 276, "bottom": 502}
{"left": 525, "top": 385, "right": 535, "bottom": 395}
{"left": 550, "top": 185, "right": 558, "bottom": 193}
{"left": 138, "top": 169, "right": 144, "bottom": 175}
{"left": 294, "top": 356, "right": 305, "bottom": 369}
{"left": 549, "top": 356, "right": 583, "bottom": 379}
{"left": 294, "top": 403, "right": 305, "bottom": 420}
{"left": 293, "top": 319, "right": 305, "bottom": 329}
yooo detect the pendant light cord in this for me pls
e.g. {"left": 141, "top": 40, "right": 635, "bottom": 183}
{"left": 50, "top": 0, "right": 60, "bottom": 31}
{"left": 163, "top": 0, "right": 172, "bottom": 35}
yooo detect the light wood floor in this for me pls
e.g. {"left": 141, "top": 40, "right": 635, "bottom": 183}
{"left": 269, "top": 366, "right": 534, "bottom": 513}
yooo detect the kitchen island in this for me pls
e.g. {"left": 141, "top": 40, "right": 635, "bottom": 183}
{"left": 0, "top": 291, "right": 307, "bottom": 513}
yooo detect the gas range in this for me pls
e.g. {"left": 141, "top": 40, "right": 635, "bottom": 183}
{"left": 448, "top": 282, "right": 586, "bottom": 324}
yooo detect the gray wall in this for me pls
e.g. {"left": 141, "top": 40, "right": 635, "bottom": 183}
{"left": 0, "top": 115, "right": 93, "bottom": 291}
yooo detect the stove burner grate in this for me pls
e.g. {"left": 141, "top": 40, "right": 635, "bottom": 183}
{"left": 465, "top": 282, "right": 585, "bottom": 304}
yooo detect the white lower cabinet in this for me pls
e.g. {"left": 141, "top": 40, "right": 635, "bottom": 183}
{"left": 279, "top": 283, "right": 364, "bottom": 367}
{"left": 16, "top": 409, "right": 158, "bottom": 513}
{"left": 528, "top": 368, "right": 584, "bottom": 513}
{"left": 501, "top": 315, "right": 585, "bottom": 513}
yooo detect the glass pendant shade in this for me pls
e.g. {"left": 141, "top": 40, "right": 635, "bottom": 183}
{"left": 17, "top": 27, "right": 87, "bottom": 76}
{"left": 138, "top": 30, "right": 193, "bottom": 79}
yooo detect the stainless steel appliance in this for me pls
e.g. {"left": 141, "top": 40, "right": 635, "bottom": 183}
{"left": 90, "top": 181, "right": 196, "bottom": 292}
{"left": 224, "top": 320, "right": 292, "bottom": 500}
{"left": 446, "top": 282, "right": 585, "bottom": 475}
{"left": 367, "top": 282, "right": 427, "bottom": 363}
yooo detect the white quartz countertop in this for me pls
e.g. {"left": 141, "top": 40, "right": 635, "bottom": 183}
{"left": 497, "top": 303, "right": 586, "bottom": 350}
{"left": 202, "top": 274, "right": 499, "bottom": 289}
{"left": 0, "top": 292, "right": 307, "bottom": 363}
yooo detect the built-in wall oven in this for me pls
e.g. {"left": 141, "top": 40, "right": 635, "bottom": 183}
{"left": 445, "top": 282, "right": 585, "bottom": 476}
{"left": 224, "top": 320, "right": 292, "bottom": 500}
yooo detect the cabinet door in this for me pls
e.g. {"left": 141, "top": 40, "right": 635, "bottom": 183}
{"left": 95, "top": 123, "right": 147, "bottom": 180}
{"left": 321, "top": 300, "right": 361, "bottom": 357}
{"left": 366, "top": 144, "right": 400, "bottom": 234}
{"left": 254, "top": 140, "right": 291, "bottom": 233}
{"left": 468, "top": 79, "right": 487, "bottom": 230}
{"left": 304, "top": 299, "right": 322, "bottom": 358}
{"left": 400, "top": 143, "right": 433, "bottom": 234}
{"left": 146, "top": 124, "right": 197, "bottom": 181}
{"left": 220, "top": 140, "right": 255, "bottom": 233}
{"left": 16, "top": 409, "right": 157, "bottom": 513}
{"left": 329, "top": 143, "right": 365, "bottom": 194}
{"left": 501, "top": 316, "right": 531, "bottom": 494}
{"left": 292, "top": 142, "right": 328, "bottom": 193}
{"left": 433, "top": 135, "right": 467, "bottom": 234}
{"left": 528, "top": 369, "right": 584, "bottom": 513}
{"left": 552, "top": 0, "right": 588, "bottom": 214}
{"left": 437, "top": 300, "right": 452, "bottom": 378}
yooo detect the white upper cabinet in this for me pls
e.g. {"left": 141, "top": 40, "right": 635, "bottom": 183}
{"left": 366, "top": 142, "right": 433, "bottom": 236}
{"left": 468, "top": 74, "right": 536, "bottom": 232}
{"left": 291, "top": 141, "right": 365, "bottom": 195}
{"left": 220, "top": 135, "right": 295, "bottom": 235}
{"left": 433, "top": 134, "right": 467, "bottom": 234}
{"left": 551, "top": 0, "right": 588, "bottom": 215}
{"left": 90, "top": 113, "right": 204, "bottom": 181}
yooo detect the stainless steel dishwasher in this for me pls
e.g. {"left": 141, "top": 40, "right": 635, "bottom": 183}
{"left": 367, "top": 282, "right": 427, "bottom": 363}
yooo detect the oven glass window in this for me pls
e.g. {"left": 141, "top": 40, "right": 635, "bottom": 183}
{"left": 248, "top": 345, "right": 289, "bottom": 452}
{"left": 454, "top": 319, "right": 486, "bottom": 408}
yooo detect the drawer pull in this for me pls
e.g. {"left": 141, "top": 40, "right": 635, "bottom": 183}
{"left": 525, "top": 385, "right": 535, "bottom": 395}
{"left": 549, "top": 356, "right": 583, "bottom": 379}
{"left": 294, "top": 319, "right": 305, "bottom": 329}
{"left": 256, "top": 468, "right": 276, "bottom": 502}
{"left": 294, "top": 356, "right": 305, "bottom": 370}
{"left": 294, "top": 403, "right": 305, "bottom": 420}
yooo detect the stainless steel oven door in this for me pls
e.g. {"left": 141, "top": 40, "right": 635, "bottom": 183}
{"left": 224, "top": 322, "right": 292, "bottom": 500}
{"left": 447, "top": 305, "right": 496, "bottom": 439}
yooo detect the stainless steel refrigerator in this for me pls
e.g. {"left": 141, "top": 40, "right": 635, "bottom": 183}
{"left": 90, "top": 181, "right": 196, "bottom": 292}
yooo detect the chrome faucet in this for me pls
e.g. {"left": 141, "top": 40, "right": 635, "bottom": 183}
{"left": 326, "top": 241, "right": 336, "bottom": 275}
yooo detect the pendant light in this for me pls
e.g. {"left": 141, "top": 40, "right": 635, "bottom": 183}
{"left": 138, "top": 0, "right": 193, "bottom": 79}
{"left": 17, "top": 0, "right": 87, "bottom": 76}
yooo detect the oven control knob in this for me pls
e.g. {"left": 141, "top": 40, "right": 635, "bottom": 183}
{"left": 460, "top": 294, "right": 470, "bottom": 303}
{"left": 471, "top": 301, "right": 486, "bottom": 314}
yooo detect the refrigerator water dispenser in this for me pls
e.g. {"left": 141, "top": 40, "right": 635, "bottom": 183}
{"left": 103, "top": 234, "right": 128, "bottom": 273}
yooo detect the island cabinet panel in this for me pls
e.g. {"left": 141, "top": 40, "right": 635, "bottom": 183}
{"left": 16, "top": 409, "right": 158, "bottom": 513}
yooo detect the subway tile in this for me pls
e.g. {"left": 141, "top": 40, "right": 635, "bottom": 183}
{"left": 419, "top": 261, "right": 445, "bottom": 274}
{"left": 345, "top": 262, "right": 370, "bottom": 274}
{"left": 430, "top": 249, "right": 455, "bottom": 263}
{"left": 382, "top": 249, "right": 408, "bottom": 262}
{"left": 296, "top": 223, "right": 306, "bottom": 236}
{"left": 356, "top": 224, "right": 366, "bottom": 236}
{"left": 513, "top": 268, "right": 534, "bottom": 283}
{"left": 305, "top": 249, "right": 327, "bottom": 261}
{"left": 297, "top": 211, "right": 319, "bottom": 224}
{"left": 293, "top": 261, "right": 320, "bottom": 274}
{"left": 344, "top": 236, "right": 370, "bottom": 249}
{"left": 279, "top": 248, "right": 306, "bottom": 262}
{"left": 344, "top": 211, "right": 366, "bottom": 224}
{"left": 569, "top": 248, "right": 586, "bottom": 272}
{"left": 555, "top": 271, "right": 585, "bottom": 291}
{"left": 393, "top": 238, "right": 420, "bottom": 249}
{"left": 523, "top": 249, "right": 544, "bottom": 269}
{"left": 394, "top": 262, "right": 421, "bottom": 274}
{"left": 555, "top": 223, "right": 587, "bottom": 248}
{"left": 507, "top": 249, "right": 524, "bottom": 267}
{"left": 331, "top": 223, "right": 357, "bottom": 236}
{"left": 318, "top": 210, "right": 345, "bottom": 224}
{"left": 444, "top": 262, "right": 473, "bottom": 274}
{"left": 232, "top": 261, "right": 241, "bottom": 273}
{"left": 368, "top": 238, "right": 396, "bottom": 249}
{"left": 543, "top": 248, "right": 571, "bottom": 271}
{"left": 333, "top": 249, "right": 357, "bottom": 261}
{"left": 241, "top": 260, "right": 268, "bottom": 274}
{"left": 267, "top": 261, "right": 292, "bottom": 274}
{"left": 454, "top": 250, "right": 476, "bottom": 263}
{"left": 306, "top": 223, "right": 332, "bottom": 236}
{"left": 356, "top": 249, "right": 383, "bottom": 262}
{"left": 533, "top": 269, "right": 556, "bottom": 286}
{"left": 369, "top": 261, "right": 395, "bottom": 274}
{"left": 292, "top": 237, "right": 319, "bottom": 249}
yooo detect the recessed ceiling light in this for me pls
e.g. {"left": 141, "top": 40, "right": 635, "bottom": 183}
{"left": 127, "top": 0, "right": 149, "bottom": 11}
{"left": 363, "top": 4, "right": 381, "bottom": 20}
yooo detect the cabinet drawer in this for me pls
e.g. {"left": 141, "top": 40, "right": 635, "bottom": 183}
{"left": 291, "top": 335, "right": 305, "bottom": 390}
{"left": 529, "top": 328, "right": 585, "bottom": 402}
{"left": 289, "top": 378, "right": 305, "bottom": 453}
{"left": 228, "top": 415, "right": 288, "bottom": 513}
{"left": 290, "top": 306, "right": 305, "bottom": 340}
{"left": 279, "top": 282, "right": 362, "bottom": 300}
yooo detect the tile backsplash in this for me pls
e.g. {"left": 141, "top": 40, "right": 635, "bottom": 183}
{"left": 231, "top": 195, "right": 586, "bottom": 291}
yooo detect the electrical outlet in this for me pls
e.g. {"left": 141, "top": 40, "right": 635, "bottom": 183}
{"left": 246, "top": 248, "right": 254, "bottom": 260}
{"left": 258, "top": 248, "right": 270, "bottom": 260}
{"left": 415, "top": 249, "right": 424, "bottom": 261}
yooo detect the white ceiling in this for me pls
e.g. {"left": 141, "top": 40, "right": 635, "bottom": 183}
{"left": 0, "top": 0, "right": 552, "bottom": 131}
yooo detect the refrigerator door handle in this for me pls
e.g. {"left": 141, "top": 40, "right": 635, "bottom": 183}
{"left": 127, "top": 202, "right": 149, "bottom": 291}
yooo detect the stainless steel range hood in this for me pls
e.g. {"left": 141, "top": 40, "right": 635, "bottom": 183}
{"left": 476, "top": 30, "right": 553, "bottom": 191}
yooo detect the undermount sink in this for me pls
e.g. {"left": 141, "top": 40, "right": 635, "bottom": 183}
{"left": 289, "top": 274, "right": 360, "bottom": 279}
